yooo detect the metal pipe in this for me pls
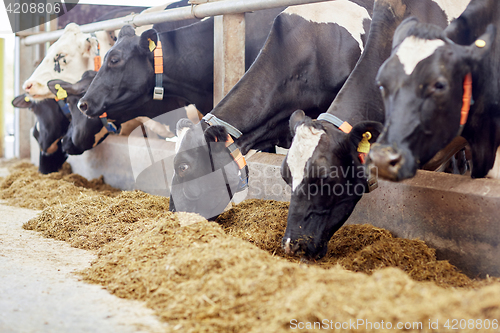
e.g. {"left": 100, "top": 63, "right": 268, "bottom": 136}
{"left": 22, "top": 0, "right": 330, "bottom": 46}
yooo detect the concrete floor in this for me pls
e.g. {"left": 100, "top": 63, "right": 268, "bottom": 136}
{"left": 0, "top": 202, "right": 169, "bottom": 333}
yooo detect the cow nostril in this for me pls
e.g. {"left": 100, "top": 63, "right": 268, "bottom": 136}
{"left": 78, "top": 100, "right": 88, "bottom": 113}
{"left": 25, "top": 83, "right": 33, "bottom": 91}
{"left": 388, "top": 152, "right": 402, "bottom": 167}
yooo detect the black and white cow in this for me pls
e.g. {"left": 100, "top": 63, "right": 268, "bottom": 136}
{"left": 367, "top": 0, "right": 498, "bottom": 181}
{"left": 77, "top": 7, "right": 285, "bottom": 118}
{"left": 280, "top": 0, "right": 470, "bottom": 259}
{"left": 170, "top": 0, "right": 375, "bottom": 219}
{"left": 12, "top": 94, "right": 69, "bottom": 174}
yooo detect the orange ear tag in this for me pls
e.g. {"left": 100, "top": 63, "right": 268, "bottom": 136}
{"left": 94, "top": 56, "right": 101, "bottom": 71}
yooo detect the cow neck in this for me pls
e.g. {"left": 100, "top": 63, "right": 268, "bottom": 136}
{"left": 98, "top": 112, "right": 119, "bottom": 133}
{"left": 159, "top": 19, "right": 215, "bottom": 113}
{"left": 199, "top": 117, "right": 248, "bottom": 194}
{"left": 317, "top": 113, "right": 352, "bottom": 133}
{"left": 147, "top": 30, "right": 164, "bottom": 101}
{"left": 209, "top": 133, "right": 249, "bottom": 195}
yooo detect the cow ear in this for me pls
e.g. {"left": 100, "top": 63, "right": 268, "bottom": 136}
{"left": 289, "top": 110, "right": 307, "bottom": 136}
{"left": 464, "top": 24, "right": 496, "bottom": 63}
{"left": 204, "top": 125, "right": 228, "bottom": 143}
{"left": 139, "top": 29, "right": 158, "bottom": 55}
{"left": 48, "top": 79, "right": 74, "bottom": 96}
{"left": 118, "top": 25, "right": 136, "bottom": 40}
{"left": 83, "top": 35, "right": 99, "bottom": 58}
{"left": 176, "top": 118, "right": 194, "bottom": 137}
{"left": 12, "top": 94, "right": 32, "bottom": 108}
{"left": 48, "top": 71, "right": 95, "bottom": 97}
{"left": 347, "top": 121, "right": 384, "bottom": 156}
{"left": 392, "top": 17, "right": 419, "bottom": 49}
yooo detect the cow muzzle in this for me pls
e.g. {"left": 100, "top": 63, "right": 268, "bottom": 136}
{"left": 282, "top": 236, "right": 325, "bottom": 259}
{"left": 23, "top": 81, "right": 53, "bottom": 100}
{"left": 367, "top": 143, "right": 412, "bottom": 181}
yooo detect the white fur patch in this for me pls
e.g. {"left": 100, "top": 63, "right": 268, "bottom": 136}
{"left": 23, "top": 23, "right": 111, "bottom": 100}
{"left": 433, "top": 0, "right": 470, "bottom": 24}
{"left": 487, "top": 147, "right": 500, "bottom": 179}
{"left": 287, "top": 124, "right": 325, "bottom": 191}
{"left": 396, "top": 37, "right": 445, "bottom": 75}
{"left": 284, "top": 0, "right": 370, "bottom": 52}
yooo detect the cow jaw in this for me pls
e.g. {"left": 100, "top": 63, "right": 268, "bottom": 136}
{"left": 287, "top": 124, "right": 325, "bottom": 191}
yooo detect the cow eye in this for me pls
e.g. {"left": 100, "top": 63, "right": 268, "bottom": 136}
{"left": 178, "top": 163, "right": 189, "bottom": 173}
{"left": 110, "top": 57, "right": 120, "bottom": 65}
{"left": 434, "top": 80, "right": 446, "bottom": 91}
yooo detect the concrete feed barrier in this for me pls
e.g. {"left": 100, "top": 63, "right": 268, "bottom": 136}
{"left": 31, "top": 135, "right": 500, "bottom": 278}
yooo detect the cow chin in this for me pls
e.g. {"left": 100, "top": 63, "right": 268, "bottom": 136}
{"left": 62, "top": 136, "right": 85, "bottom": 155}
{"left": 367, "top": 143, "right": 417, "bottom": 182}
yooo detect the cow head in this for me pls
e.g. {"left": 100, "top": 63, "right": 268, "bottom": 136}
{"left": 23, "top": 23, "right": 99, "bottom": 101}
{"left": 281, "top": 110, "right": 383, "bottom": 260}
{"left": 169, "top": 119, "right": 245, "bottom": 220}
{"left": 78, "top": 25, "right": 157, "bottom": 118}
{"left": 12, "top": 94, "right": 69, "bottom": 156}
{"left": 47, "top": 71, "right": 107, "bottom": 155}
{"left": 12, "top": 94, "right": 69, "bottom": 174}
{"left": 367, "top": 18, "right": 495, "bottom": 181}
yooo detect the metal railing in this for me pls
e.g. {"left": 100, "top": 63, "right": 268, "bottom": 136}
{"left": 22, "top": 0, "right": 331, "bottom": 45}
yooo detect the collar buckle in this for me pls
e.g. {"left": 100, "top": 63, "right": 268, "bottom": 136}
{"left": 366, "top": 175, "right": 378, "bottom": 193}
{"left": 153, "top": 86, "right": 164, "bottom": 100}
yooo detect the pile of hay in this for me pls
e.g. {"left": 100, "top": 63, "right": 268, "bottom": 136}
{"left": 81, "top": 215, "right": 500, "bottom": 332}
{"left": 23, "top": 190, "right": 171, "bottom": 250}
{"left": 217, "top": 200, "right": 472, "bottom": 288}
{"left": 0, "top": 162, "right": 119, "bottom": 210}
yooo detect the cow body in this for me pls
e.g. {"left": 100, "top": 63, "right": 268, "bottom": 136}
{"left": 169, "top": 0, "right": 375, "bottom": 219}
{"left": 78, "top": 7, "right": 285, "bottom": 119}
{"left": 367, "top": 0, "right": 498, "bottom": 181}
{"left": 280, "top": 0, "right": 469, "bottom": 260}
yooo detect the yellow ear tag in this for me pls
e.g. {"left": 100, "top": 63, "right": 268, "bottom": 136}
{"left": 24, "top": 96, "right": 30, "bottom": 102}
{"left": 475, "top": 39, "right": 486, "bottom": 48}
{"left": 55, "top": 84, "right": 68, "bottom": 100}
{"left": 148, "top": 38, "right": 156, "bottom": 52}
{"left": 357, "top": 132, "right": 372, "bottom": 154}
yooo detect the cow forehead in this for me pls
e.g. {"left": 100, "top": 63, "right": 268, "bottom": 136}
{"left": 288, "top": 124, "right": 325, "bottom": 191}
{"left": 284, "top": 0, "right": 370, "bottom": 52}
{"left": 395, "top": 36, "right": 445, "bottom": 75}
{"left": 47, "top": 29, "right": 86, "bottom": 56}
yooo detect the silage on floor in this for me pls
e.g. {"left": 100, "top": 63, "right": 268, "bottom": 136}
{"left": 1, "top": 160, "right": 499, "bottom": 332}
